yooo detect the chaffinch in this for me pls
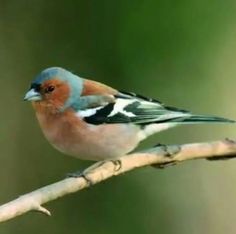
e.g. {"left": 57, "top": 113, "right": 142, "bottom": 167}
{"left": 24, "top": 67, "right": 234, "bottom": 161}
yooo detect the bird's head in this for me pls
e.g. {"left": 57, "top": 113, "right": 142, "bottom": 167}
{"left": 24, "top": 67, "right": 83, "bottom": 112}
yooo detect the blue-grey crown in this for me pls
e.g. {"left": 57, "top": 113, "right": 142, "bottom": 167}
{"left": 33, "top": 67, "right": 73, "bottom": 85}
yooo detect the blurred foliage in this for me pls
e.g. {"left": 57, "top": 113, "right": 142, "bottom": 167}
{"left": 0, "top": 1, "right": 236, "bottom": 233}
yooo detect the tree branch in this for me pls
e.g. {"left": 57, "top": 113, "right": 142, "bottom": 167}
{"left": 0, "top": 139, "right": 236, "bottom": 223}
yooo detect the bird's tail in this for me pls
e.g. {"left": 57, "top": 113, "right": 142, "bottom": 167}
{"left": 180, "top": 115, "right": 235, "bottom": 124}
{"left": 139, "top": 114, "right": 234, "bottom": 140}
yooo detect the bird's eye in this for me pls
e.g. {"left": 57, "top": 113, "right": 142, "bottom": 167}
{"left": 45, "top": 86, "right": 55, "bottom": 93}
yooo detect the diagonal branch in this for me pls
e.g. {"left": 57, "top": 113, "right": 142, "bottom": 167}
{"left": 0, "top": 139, "right": 236, "bottom": 223}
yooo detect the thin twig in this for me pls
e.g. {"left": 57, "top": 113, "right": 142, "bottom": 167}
{"left": 0, "top": 139, "right": 236, "bottom": 223}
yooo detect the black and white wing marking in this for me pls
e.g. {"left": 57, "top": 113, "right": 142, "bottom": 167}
{"left": 77, "top": 91, "right": 192, "bottom": 125}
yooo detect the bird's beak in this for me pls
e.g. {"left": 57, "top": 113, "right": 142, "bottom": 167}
{"left": 24, "top": 89, "right": 42, "bottom": 101}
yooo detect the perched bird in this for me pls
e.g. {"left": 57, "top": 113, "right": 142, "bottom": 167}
{"left": 24, "top": 67, "right": 234, "bottom": 161}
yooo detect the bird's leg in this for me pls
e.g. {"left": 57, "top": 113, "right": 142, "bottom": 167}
{"left": 82, "top": 159, "right": 122, "bottom": 172}
{"left": 85, "top": 159, "right": 122, "bottom": 172}
{"left": 66, "top": 159, "right": 122, "bottom": 186}
{"left": 151, "top": 143, "right": 181, "bottom": 169}
{"left": 154, "top": 143, "right": 181, "bottom": 156}
{"left": 66, "top": 171, "right": 94, "bottom": 186}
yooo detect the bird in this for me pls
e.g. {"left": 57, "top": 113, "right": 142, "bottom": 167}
{"left": 24, "top": 67, "right": 235, "bottom": 161}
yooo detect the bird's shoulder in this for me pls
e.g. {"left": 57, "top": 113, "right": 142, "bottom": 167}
{"left": 82, "top": 79, "right": 117, "bottom": 96}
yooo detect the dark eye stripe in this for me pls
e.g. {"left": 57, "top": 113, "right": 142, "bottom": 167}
{"left": 30, "top": 83, "right": 41, "bottom": 92}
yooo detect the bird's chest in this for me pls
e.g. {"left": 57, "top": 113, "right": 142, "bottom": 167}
{"left": 35, "top": 111, "right": 83, "bottom": 153}
{"left": 35, "top": 111, "right": 140, "bottom": 160}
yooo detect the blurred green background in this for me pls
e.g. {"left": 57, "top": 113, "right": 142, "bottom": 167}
{"left": 0, "top": 1, "right": 236, "bottom": 233}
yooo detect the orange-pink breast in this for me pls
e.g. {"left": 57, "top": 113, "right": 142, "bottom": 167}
{"left": 35, "top": 109, "right": 141, "bottom": 161}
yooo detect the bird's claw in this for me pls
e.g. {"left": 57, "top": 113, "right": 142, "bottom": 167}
{"left": 89, "top": 159, "right": 122, "bottom": 172}
{"left": 110, "top": 159, "right": 122, "bottom": 171}
{"left": 155, "top": 143, "right": 181, "bottom": 157}
{"left": 152, "top": 143, "right": 180, "bottom": 169}
{"left": 66, "top": 171, "right": 93, "bottom": 186}
{"left": 66, "top": 159, "right": 122, "bottom": 185}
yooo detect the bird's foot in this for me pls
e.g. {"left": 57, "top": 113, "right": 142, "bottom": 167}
{"left": 156, "top": 143, "right": 181, "bottom": 157}
{"left": 110, "top": 159, "right": 122, "bottom": 171}
{"left": 66, "top": 159, "right": 122, "bottom": 186}
{"left": 66, "top": 171, "right": 93, "bottom": 186}
{"left": 152, "top": 143, "right": 181, "bottom": 169}
{"left": 87, "top": 159, "right": 122, "bottom": 172}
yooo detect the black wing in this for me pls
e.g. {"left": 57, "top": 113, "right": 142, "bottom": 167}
{"left": 81, "top": 92, "right": 192, "bottom": 125}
